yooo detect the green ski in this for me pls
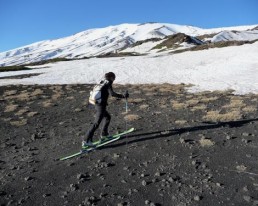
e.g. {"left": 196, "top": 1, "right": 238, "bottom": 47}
{"left": 60, "top": 128, "right": 135, "bottom": 161}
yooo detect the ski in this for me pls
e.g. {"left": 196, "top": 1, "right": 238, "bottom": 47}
{"left": 60, "top": 128, "right": 135, "bottom": 161}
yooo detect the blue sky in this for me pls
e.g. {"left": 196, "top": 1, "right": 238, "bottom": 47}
{"left": 0, "top": 0, "right": 257, "bottom": 52}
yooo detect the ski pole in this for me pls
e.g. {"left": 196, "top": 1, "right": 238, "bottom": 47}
{"left": 125, "top": 90, "right": 129, "bottom": 147}
{"left": 125, "top": 90, "right": 128, "bottom": 113}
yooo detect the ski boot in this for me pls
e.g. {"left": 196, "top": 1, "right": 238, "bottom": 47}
{"left": 82, "top": 140, "right": 95, "bottom": 148}
{"left": 99, "top": 134, "right": 111, "bottom": 143}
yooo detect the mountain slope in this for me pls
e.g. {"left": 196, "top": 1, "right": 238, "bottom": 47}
{"left": 207, "top": 30, "right": 258, "bottom": 42}
{"left": 1, "top": 41, "right": 258, "bottom": 94}
{"left": 0, "top": 23, "right": 258, "bottom": 66}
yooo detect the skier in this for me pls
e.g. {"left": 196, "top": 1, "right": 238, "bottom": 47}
{"left": 82, "top": 72, "right": 129, "bottom": 147}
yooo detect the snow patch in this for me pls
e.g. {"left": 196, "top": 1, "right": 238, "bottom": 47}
{"left": 0, "top": 42, "right": 258, "bottom": 94}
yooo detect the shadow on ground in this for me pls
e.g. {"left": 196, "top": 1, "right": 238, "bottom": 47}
{"left": 102, "top": 118, "right": 258, "bottom": 149}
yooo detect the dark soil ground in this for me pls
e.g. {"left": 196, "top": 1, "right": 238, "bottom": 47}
{"left": 0, "top": 84, "right": 258, "bottom": 206}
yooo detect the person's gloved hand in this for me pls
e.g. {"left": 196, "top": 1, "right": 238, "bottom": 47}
{"left": 124, "top": 91, "right": 129, "bottom": 98}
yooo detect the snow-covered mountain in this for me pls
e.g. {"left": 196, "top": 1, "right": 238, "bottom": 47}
{"left": 205, "top": 30, "right": 258, "bottom": 42}
{"left": 0, "top": 23, "right": 258, "bottom": 66}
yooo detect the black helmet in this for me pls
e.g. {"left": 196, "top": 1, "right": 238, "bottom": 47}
{"left": 105, "top": 72, "right": 116, "bottom": 81}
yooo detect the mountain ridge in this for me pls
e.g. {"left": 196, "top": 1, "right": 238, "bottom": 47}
{"left": 1, "top": 23, "right": 258, "bottom": 66}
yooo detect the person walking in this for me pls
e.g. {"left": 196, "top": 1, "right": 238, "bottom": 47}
{"left": 82, "top": 72, "right": 129, "bottom": 147}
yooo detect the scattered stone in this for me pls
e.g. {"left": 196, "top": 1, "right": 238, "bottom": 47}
{"left": 68, "top": 162, "right": 75, "bottom": 167}
{"left": 18, "top": 198, "right": 26, "bottom": 204}
{"left": 77, "top": 173, "right": 88, "bottom": 180}
{"left": 226, "top": 135, "right": 232, "bottom": 140}
{"left": 128, "top": 189, "right": 132, "bottom": 195}
{"left": 243, "top": 195, "right": 252, "bottom": 202}
{"left": 140, "top": 173, "right": 147, "bottom": 177}
{"left": 143, "top": 161, "right": 148, "bottom": 167}
{"left": 46, "top": 182, "right": 54, "bottom": 186}
{"left": 192, "top": 160, "right": 200, "bottom": 166}
{"left": 123, "top": 166, "right": 129, "bottom": 171}
{"left": 2, "top": 86, "right": 258, "bottom": 206}
{"left": 161, "top": 130, "right": 170, "bottom": 135}
{"left": 89, "top": 196, "right": 97, "bottom": 201}
{"left": 97, "top": 162, "right": 114, "bottom": 168}
{"left": 242, "top": 132, "right": 251, "bottom": 137}
{"left": 83, "top": 198, "right": 90, "bottom": 205}
{"left": 168, "top": 177, "right": 174, "bottom": 183}
{"left": 201, "top": 163, "right": 207, "bottom": 169}
{"left": 129, "top": 171, "right": 136, "bottom": 176}
{"left": 61, "top": 193, "right": 68, "bottom": 198}
{"left": 242, "top": 139, "right": 252, "bottom": 143}
{"left": 113, "top": 153, "right": 120, "bottom": 158}
{"left": 43, "top": 193, "right": 51, "bottom": 198}
{"left": 179, "top": 138, "right": 185, "bottom": 143}
{"left": 152, "top": 178, "right": 158, "bottom": 183}
{"left": 117, "top": 202, "right": 126, "bottom": 206}
{"left": 24, "top": 176, "right": 33, "bottom": 181}
{"left": 74, "top": 108, "right": 83, "bottom": 112}
{"left": 70, "top": 184, "right": 79, "bottom": 191}
{"left": 21, "top": 141, "right": 28, "bottom": 147}
{"left": 83, "top": 196, "right": 97, "bottom": 205}
{"left": 236, "top": 165, "right": 247, "bottom": 172}
{"left": 192, "top": 160, "right": 201, "bottom": 168}
{"left": 243, "top": 186, "right": 249, "bottom": 192}
{"left": 194, "top": 195, "right": 202, "bottom": 201}
{"left": 142, "top": 180, "right": 147, "bottom": 186}
{"left": 155, "top": 172, "right": 161, "bottom": 177}
{"left": 246, "top": 154, "right": 252, "bottom": 158}
{"left": 100, "top": 176, "right": 105, "bottom": 181}
{"left": 99, "top": 193, "right": 107, "bottom": 198}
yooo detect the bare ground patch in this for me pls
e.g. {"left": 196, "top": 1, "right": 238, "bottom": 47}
{"left": 139, "top": 104, "right": 149, "bottom": 110}
{"left": 10, "top": 118, "right": 27, "bottom": 126}
{"left": 4, "top": 104, "right": 19, "bottom": 112}
{"left": 15, "top": 108, "right": 29, "bottom": 116}
{"left": 42, "top": 100, "right": 54, "bottom": 108}
{"left": 175, "top": 120, "right": 188, "bottom": 125}
{"left": 27, "top": 111, "right": 39, "bottom": 117}
{"left": 203, "top": 110, "right": 243, "bottom": 122}
{"left": 128, "top": 98, "right": 146, "bottom": 104}
{"left": 199, "top": 137, "right": 215, "bottom": 147}
{"left": 124, "top": 114, "right": 141, "bottom": 121}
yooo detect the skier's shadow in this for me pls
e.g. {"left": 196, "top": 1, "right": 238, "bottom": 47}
{"left": 101, "top": 118, "right": 258, "bottom": 149}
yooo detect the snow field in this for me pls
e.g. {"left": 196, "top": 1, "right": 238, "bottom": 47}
{"left": 0, "top": 42, "right": 258, "bottom": 94}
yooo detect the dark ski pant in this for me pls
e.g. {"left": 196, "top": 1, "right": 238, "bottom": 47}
{"left": 86, "top": 105, "right": 111, "bottom": 142}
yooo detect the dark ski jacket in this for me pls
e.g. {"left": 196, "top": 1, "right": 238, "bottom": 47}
{"left": 100, "top": 80, "right": 124, "bottom": 106}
